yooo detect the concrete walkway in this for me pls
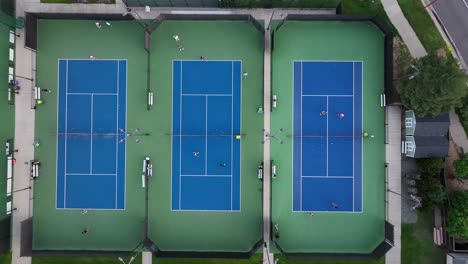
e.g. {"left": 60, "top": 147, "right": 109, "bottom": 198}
{"left": 385, "top": 106, "right": 402, "bottom": 264}
{"left": 381, "top": 0, "right": 427, "bottom": 58}
{"left": 449, "top": 109, "right": 468, "bottom": 152}
{"left": 11, "top": 1, "right": 36, "bottom": 264}
{"left": 262, "top": 14, "right": 272, "bottom": 264}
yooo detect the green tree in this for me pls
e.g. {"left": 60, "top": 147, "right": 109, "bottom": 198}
{"left": 397, "top": 52, "right": 468, "bottom": 117}
{"left": 416, "top": 158, "right": 444, "bottom": 176}
{"left": 447, "top": 191, "right": 468, "bottom": 239}
{"left": 417, "top": 175, "right": 447, "bottom": 209}
{"left": 454, "top": 154, "right": 468, "bottom": 179}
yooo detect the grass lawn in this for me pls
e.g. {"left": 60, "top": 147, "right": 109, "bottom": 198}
{"left": 397, "top": 0, "right": 445, "bottom": 52}
{"left": 342, "top": 0, "right": 397, "bottom": 35}
{"left": 32, "top": 255, "right": 142, "bottom": 264}
{"left": 41, "top": 0, "right": 115, "bottom": 3}
{"left": 0, "top": 252, "right": 11, "bottom": 264}
{"left": 0, "top": 254, "right": 385, "bottom": 264}
{"left": 401, "top": 210, "right": 446, "bottom": 264}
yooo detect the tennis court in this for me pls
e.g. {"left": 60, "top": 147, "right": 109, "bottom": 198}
{"left": 56, "top": 59, "right": 127, "bottom": 210}
{"left": 171, "top": 60, "right": 242, "bottom": 211}
{"left": 293, "top": 61, "right": 362, "bottom": 212}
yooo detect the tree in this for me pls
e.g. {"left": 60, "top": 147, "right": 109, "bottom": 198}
{"left": 454, "top": 154, "right": 468, "bottom": 179}
{"left": 416, "top": 158, "right": 444, "bottom": 176}
{"left": 397, "top": 52, "right": 468, "bottom": 117}
{"left": 417, "top": 175, "right": 447, "bottom": 209}
{"left": 447, "top": 191, "right": 468, "bottom": 239}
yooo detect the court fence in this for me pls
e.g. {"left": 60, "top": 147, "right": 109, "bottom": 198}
{"left": 142, "top": 237, "right": 264, "bottom": 259}
{"left": 147, "top": 13, "right": 264, "bottom": 34}
{"left": 271, "top": 13, "right": 394, "bottom": 106}
{"left": 0, "top": 217, "right": 11, "bottom": 254}
{"left": 272, "top": 221, "right": 394, "bottom": 260}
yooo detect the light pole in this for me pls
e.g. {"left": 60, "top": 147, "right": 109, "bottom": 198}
{"left": 394, "top": 64, "right": 420, "bottom": 81}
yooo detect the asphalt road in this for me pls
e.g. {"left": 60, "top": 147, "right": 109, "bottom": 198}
{"left": 432, "top": 0, "right": 468, "bottom": 69}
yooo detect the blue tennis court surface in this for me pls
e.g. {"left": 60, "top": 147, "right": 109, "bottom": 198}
{"left": 293, "top": 61, "right": 363, "bottom": 212}
{"left": 172, "top": 60, "right": 241, "bottom": 211}
{"left": 56, "top": 59, "right": 127, "bottom": 209}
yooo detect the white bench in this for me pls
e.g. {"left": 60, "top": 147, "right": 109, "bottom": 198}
{"left": 31, "top": 160, "right": 40, "bottom": 178}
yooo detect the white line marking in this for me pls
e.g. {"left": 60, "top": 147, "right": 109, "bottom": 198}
{"left": 55, "top": 60, "right": 59, "bottom": 208}
{"left": 291, "top": 61, "right": 295, "bottom": 211}
{"left": 300, "top": 61, "right": 303, "bottom": 211}
{"left": 326, "top": 96, "right": 329, "bottom": 177}
{"left": 67, "top": 92, "right": 117, "bottom": 96}
{"left": 302, "top": 94, "right": 352, "bottom": 97}
{"left": 180, "top": 175, "right": 232, "bottom": 177}
{"left": 90, "top": 94, "right": 93, "bottom": 174}
{"left": 115, "top": 60, "right": 119, "bottom": 209}
{"left": 231, "top": 61, "right": 234, "bottom": 210}
{"left": 352, "top": 62, "right": 355, "bottom": 212}
{"left": 66, "top": 173, "right": 116, "bottom": 176}
{"left": 302, "top": 176, "right": 354, "bottom": 178}
{"left": 239, "top": 60, "right": 243, "bottom": 211}
{"left": 179, "top": 62, "right": 183, "bottom": 210}
{"left": 181, "top": 94, "right": 232, "bottom": 97}
{"left": 123, "top": 60, "right": 128, "bottom": 209}
{"left": 361, "top": 61, "right": 364, "bottom": 212}
{"left": 64, "top": 60, "right": 69, "bottom": 208}
{"left": 205, "top": 95, "right": 208, "bottom": 176}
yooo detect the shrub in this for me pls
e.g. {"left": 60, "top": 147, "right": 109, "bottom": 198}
{"left": 416, "top": 158, "right": 444, "bottom": 176}
{"left": 417, "top": 175, "right": 447, "bottom": 209}
{"left": 453, "top": 153, "right": 468, "bottom": 179}
{"left": 448, "top": 191, "right": 468, "bottom": 239}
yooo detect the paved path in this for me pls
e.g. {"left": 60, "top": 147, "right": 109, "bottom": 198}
{"left": 12, "top": 2, "right": 36, "bottom": 264}
{"left": 142, "top": 252, "right": 152, "bottom": 264}
{"left": 381, "top": 0, "right": 427, "bottom": 58}
{"left": 385, "top": 106, "right": 402, "bottom": 264}
{"left": 262, "top": 15, "right": 272, "bottom": 264}
{"left": 449, "top": 109, "right": 468, "bottom": 152}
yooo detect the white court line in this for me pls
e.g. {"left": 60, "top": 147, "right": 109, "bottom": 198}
{"left": 67, "top": 92, "right": 117, "bottom": 96}
{"left": 239, "top": 60, "right": 243, "bottom": 211}
{"left": 180, "top": 174, "right": 232, "bottom": 177}
{"left": 115, "top": 60, "right": 120, "bottom": 209}
{"left": 90, "top": 95, "right": 94, "bottom": 174}
{"left": 302, "top": 94, "right": 353, "bottom": 97}
{"left": 55, "top": 60, "right": 60, "bottom": 208}
{"left": 300, "top": 61, "right": 303, "bottom": 211}
{"left": 361, "top": 62, "right": 364, "bottom": 212}
{"left": 123, "top": 60, "right": 128, "bottom": 209}
{"left": 66, "top": 173, "right": 116, "bottom": 176}
{"left": 205, "top": 95, "right": 208, "bottom": 176}
{"left": 293, "top": 59, "right": 364, "bottom": 63}
{"left": 231, "top": 61, "right": 234, "bottom": 210}
{"left": 179, "top": 62, "right": 183, "bottom": 210}
{"left": 326, "top": 96, "right": 329, "bottom": 177}
{"left": 64, "top": 60, "right": 69, "bottom": 208}
{"left": 352, "top": 62, "right": 355, "bottom": 212}
{"left": 302, "top": 176, "right": 354, "bottom": 178}
{"left": 181, "top": 94, "right": 232, "bottom": 97}
{"left": 291, "top": 61, "right": 295, "bottom": 211}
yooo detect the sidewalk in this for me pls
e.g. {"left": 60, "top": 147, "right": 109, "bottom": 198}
{"left": 381, "top": 0, "right": 427, "bottom": 58}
